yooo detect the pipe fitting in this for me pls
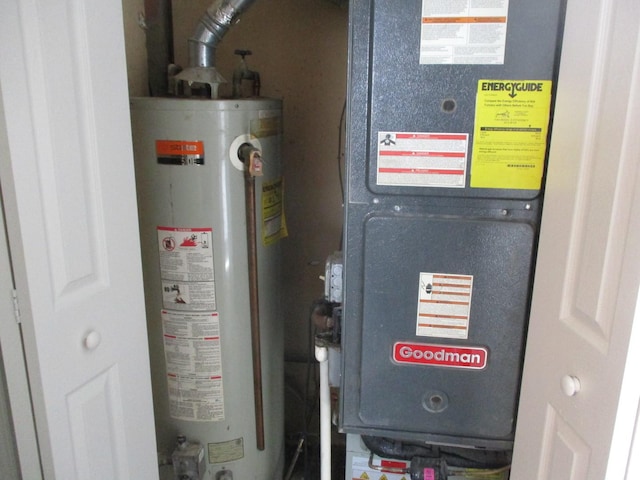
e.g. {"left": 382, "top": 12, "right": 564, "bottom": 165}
{"left": 315, "top": 345, "right": 328, "bottom": 363}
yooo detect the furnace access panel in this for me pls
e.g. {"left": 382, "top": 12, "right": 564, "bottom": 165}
{"left": 340, "top": 0, "right": 566, "bottom": 449}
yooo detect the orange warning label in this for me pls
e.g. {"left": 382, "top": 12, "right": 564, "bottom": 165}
{"left": 156, "top": 140, "right": 204, "bottom": 155}
{"left": 156, "top": 140, "right": 205, "bottom": 165}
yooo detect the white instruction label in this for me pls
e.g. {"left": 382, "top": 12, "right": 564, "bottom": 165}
{"left": 420, "top": 0, "right": 509, "bottom": 65}
{"left": 208, "top": 438, "right": 245, "bottom": 464}
{"left": 377, "top": 132, "right": 468, "bottom": 188}
{"left": 162, "top": 310, "right": 225, "bottom": 422}
{"left": 157, "top": 226, "right": 216, "bottom": 310}
{"left": 417, "top": 273, "right": 473, "bottom": 339}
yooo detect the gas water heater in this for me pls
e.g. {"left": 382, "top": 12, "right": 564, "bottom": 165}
{"left": 340, "top": 0, "right": 566, "bottom": 455}
{"left": 130, "top": 97, "right": 285, "bottom": 480}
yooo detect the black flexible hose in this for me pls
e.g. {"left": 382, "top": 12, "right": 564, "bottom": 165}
{"left": 362, "top": 435, "right": 512, "bottom": 470}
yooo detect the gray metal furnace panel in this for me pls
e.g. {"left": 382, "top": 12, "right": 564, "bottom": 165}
{"left": 340, "top": 0, "right": 566, "bottom": 449}
{"left": 359, "top": 214, "right": 533, "bottom": 441}
{"left": 346, "top": 0, "right": 566, "bottom": 202}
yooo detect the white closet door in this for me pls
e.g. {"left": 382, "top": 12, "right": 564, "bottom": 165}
{"left": 0, "top": 0, "right": 158, "bottom": 478}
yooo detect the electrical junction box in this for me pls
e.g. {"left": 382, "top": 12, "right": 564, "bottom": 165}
{"left": 325, "top": 251, "right": 344, "bottom": 303}
{"left": 340, "top": 0, "right": 566, "bottom": 449}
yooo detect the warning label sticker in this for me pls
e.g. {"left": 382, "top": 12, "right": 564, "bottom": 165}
{"left": 416, "top": 272, "right": 473, "bottom": 339}
{"left": 250, "top": 109, "right": 282, "bottom": 138}
{"left": 157, "top": 227, "right": 216, "bottom": 311}
{"left": 377, "top": 132, "right": 468, "bottom": 188}
{"left": 162, "top": 310, "right": 225, "bottom": 422}
{"left": 350, "top": 455, "right": 409, "bottom": 479}
{"left": 208, "top": 437, "right": 245, "bottom": 464}
{"left": 420, "top": 0, "right": 509, "bottom": 65}
{"left": 470, "top": 79, "right": 553, "bottom": 190}
{"left": 262, "top": 177, "right": 288, "bottom": 245}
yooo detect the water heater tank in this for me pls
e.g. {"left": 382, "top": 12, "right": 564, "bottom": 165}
{"left": 130, "top": 97, "right": 285, "bottom": 480}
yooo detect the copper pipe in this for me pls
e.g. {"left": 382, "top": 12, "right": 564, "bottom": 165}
{"left": 244, "top": 169, "right": 265, "bottom": 450}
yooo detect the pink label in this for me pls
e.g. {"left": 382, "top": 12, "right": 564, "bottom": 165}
{"left": 424, "top": 467, "right": 435, "bottom": 480}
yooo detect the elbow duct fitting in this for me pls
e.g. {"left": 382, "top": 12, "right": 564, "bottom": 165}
{"left": 189, "top": 0, "right": 258, "bottom": 67}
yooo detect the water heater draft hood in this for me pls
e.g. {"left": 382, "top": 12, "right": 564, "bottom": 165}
{"left": 174, "top": 0, "right": 257, "bottom": 98}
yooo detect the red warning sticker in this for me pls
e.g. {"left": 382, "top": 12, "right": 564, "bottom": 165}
{"left": 393, "top": 342, "right": 487, "bottom": 370}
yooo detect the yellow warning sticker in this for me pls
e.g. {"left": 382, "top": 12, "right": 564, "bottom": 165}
{"left": 470, "top": 79, "right": 553, "bottom": 190}
{"left": 262, "top": 177, "right": 288, "bottom": 245}
{"left": 251, "top": 111, "right": 282, "bottom": 138}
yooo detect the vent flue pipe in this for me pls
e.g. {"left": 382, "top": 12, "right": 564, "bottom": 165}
{"left": 188, "top": 0, "right": 257, "bottom": 68}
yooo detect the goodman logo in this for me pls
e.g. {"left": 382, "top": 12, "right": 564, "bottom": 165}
{"left": 393, "top": 342, "right": 488, "bottom": 370}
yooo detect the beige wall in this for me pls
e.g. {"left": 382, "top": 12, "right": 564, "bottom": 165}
{"left": 122, "top": 0, "right": 348, "bottom": 440}
{"left": 122, "top": 0, "right": 148, "bottom": 97}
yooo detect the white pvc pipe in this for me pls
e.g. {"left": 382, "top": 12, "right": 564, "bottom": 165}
{"left": 315, "top": 344, "right": 331, "bottom": 480}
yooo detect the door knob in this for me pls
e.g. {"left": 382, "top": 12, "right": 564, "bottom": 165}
{"left": 561, "top": 374, "right": 581, "bottom": 396}
{"left": 83, "top": 331, "right": 101, "bottom": 350}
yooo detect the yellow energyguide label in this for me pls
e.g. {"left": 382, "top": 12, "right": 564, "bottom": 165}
{"left": 470, "top": 79, "right": 553, "bottom": 190}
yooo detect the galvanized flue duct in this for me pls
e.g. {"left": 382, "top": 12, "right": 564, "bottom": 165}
{"left": 188, "top": 0, "right": 257, "bottom": 68}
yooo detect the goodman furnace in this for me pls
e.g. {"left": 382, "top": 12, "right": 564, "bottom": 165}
{"left": 339, "top": 0, "right": 566, "bottom": 449}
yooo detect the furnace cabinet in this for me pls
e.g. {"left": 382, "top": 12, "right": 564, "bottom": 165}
{"left": 340, "top": 0, "right": 566, "bottom": 449}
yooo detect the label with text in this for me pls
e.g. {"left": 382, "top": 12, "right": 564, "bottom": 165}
{"left": 393, "top": 342, "right": 488, "bottom": 370}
